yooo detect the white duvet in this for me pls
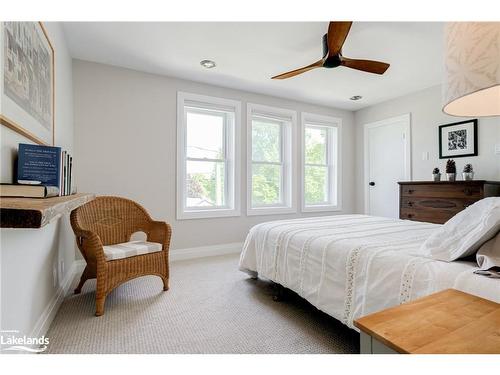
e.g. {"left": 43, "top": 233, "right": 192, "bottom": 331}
{"left": 239, "top": 215, "right": 500, "bottom": 330}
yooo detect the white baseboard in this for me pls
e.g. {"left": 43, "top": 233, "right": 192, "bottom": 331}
{"left": 170, "top": 242, "right": 243, "bottom": 262}
{"left": 30, "top": 259, "right": 84, "bottom": 339}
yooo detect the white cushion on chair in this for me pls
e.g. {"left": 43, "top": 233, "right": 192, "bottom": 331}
{"left": 103, "top": 240, "right": 162, "bottom": 261}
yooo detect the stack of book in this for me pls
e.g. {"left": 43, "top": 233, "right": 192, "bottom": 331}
{"left": 0, "top": 143, "right": 76, "bottom": 198}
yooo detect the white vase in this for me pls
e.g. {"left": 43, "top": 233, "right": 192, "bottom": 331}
{"left": 432, "top": 173, "right": 441, "bottom": 182}
{"left": 447, "top": 173, "right": 456, "bottom": 181}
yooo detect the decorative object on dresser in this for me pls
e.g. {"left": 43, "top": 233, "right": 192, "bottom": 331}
{"left": 432, "top": 167, "right": 441, "bottom": 182}
{"left": 1, "top": 22, "right": 55, "bottom": 145}
{"left": 70, "top": 196, "right": 171, "bottom": 316}
{"left": 445, "top": 159, "right": 456, "bottom": 181}
{"left": 463, "top": 164, "right": 474, "bottom": 181}
{"left": 398, "top": 180, "right": 500, "bottom": 224}
{"left": 439, "top": 119, "right": 478, "bottom": 159}
{"left": 354, "top": 289, "right": 500, "bottom": 354}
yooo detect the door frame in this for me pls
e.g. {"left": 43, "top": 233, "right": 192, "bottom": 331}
{"left": 363, "top": 113, "right": 412, "bottom": 215}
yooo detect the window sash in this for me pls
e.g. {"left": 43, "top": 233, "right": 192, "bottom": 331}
{"left": 185, "top": 108, "right": 228, "bottom": 160}
{"left": 251, "top": 161, "right": 284, "bottom": 207}
{"left": 304, "top": 165, "right": 330, "bottom": 206}
{"left": 251, "top": 118, "right": 283, "bottom": 164}
{"left": 180, "top": 99, "right": 238, "bottom": 215}
{"left": 250, "top": 117, "right": 287, "bottom": 208}
{"left": 303, "top": 123, "right": 337, "bottom": 207}
{"left": 185, "top": 159, "right": 228, "bottom": 210}
{"left": 184, "top": 107, "right": 232, "bottom": 211}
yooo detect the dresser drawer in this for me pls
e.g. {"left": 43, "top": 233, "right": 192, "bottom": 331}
{"left": 400, "top": 184, "right": 482, "bottom": 198}
{"left": 401, "top": 197, "right": 478, "bottom": 211}
{"left": 400, "top": 208, "right": 456, "bottom": 224}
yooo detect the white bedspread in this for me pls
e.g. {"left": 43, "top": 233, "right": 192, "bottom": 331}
{"left": 239, "top": 215, "right": 500, "bottom": 330}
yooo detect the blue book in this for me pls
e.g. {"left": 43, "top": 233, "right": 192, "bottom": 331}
{"left": 17, "top": 143, "right": 62, "bottom": 189}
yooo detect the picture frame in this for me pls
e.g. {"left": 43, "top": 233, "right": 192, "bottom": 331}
{"left": 0, "top": 21, "right": 55, "bottom": 146}
{"left": 438, "top": 119, "right": 478, "bottom": 159}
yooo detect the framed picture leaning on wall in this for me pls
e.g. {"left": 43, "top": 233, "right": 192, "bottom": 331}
{"left": 0, "top": 21, "right": 55, "bottom": 146}
{"left": 438, "top": 119, "right": 478, "bottom": 159}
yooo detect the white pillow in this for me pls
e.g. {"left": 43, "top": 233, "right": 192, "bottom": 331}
{"left": 421, "top": 197, "right": 500, "bottom": 261}
{"left": 476, "top": 231, "right": 500, "bottom": 271}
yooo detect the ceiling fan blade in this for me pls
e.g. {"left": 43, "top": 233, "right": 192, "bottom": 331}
{"left": 327, "top": 22, "right": 353, "bottom": 57}
{"left": 341, "top": 57, "right": 390, "bottom": 75}
{"left": 271, "top": 60, "right": 324, "bottom": 79}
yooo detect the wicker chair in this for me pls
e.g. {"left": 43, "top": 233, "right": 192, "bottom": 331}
{"left": 70, "top": 196, "right": 171, "bottom": 316}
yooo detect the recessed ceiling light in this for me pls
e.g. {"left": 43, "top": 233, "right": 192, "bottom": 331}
{"left": 350, "top": 95, "right": 363, "bottom": 101}
{"left": 200, "top": 60, "right": 216, "bottom": 69}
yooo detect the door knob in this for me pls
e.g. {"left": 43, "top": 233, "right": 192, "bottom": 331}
{"left": 369, "top": 182, "right": 375, "bottom": 186}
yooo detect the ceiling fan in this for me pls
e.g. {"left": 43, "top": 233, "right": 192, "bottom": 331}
{"left": 271, "top": 22, "right": 390, "bottom": 80}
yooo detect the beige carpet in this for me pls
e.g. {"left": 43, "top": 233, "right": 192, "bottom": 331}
{"left": 45, "top": 254, "right": 359, "bottom": 354}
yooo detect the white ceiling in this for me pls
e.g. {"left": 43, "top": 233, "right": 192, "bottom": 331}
{"left": 62, "top": 22, "right": 444, "bottom": 111}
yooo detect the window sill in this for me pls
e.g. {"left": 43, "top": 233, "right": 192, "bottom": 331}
{"left": 247, "top": 206, "right": 296, "bottom": 216}
{"left": 177, "top": 208, "right": 240, "bottom": 220}
{"left": 301, "top": 205, "right": 342, "bottom": 213}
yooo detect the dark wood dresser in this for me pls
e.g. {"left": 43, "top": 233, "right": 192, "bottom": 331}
{"left": 398, "top": 180, "right": 500, "bottom": 224}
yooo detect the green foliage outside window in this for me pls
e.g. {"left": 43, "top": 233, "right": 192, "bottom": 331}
{"left": 187, "top": 119, "right": 334, "bottom": 208}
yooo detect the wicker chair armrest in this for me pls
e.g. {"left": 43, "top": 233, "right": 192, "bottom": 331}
{"left": 74, "top": 228, "right": 106, "bottom": 262}
{"left": 147, "top": 221, "right": 172, "bottom": 250}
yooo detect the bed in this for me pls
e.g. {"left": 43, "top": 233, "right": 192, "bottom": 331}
{"left": 239, "top": 214, "right": 500, "bottom": 330}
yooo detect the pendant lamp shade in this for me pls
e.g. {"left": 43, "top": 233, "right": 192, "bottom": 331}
{"left": 443, "top": 22, "right": 500, "bottom": 117}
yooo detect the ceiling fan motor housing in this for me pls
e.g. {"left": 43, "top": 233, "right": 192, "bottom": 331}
{"left": 322, "top": 34, "right": 328, "bottom": 57}
{"left": 322, "top": 33, "right": 342, "bottom": 68}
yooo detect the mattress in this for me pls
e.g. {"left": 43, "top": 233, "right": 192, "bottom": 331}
{"left": 239, "top": 214, "right": 500, "bottom": 330}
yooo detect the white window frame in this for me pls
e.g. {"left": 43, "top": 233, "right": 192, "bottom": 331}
{"left": 247, "top": 103, "right": 297, "bottom": 216}
{"left": 177, "top": 92, "right": 241, "bottom": 220}
{"left": 301, "top": 112, "right": 342, "bottom": 213}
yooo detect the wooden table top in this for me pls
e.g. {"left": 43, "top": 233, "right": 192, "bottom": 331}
{"left": 354, "top": 289, "right": 500, "bottom": 354}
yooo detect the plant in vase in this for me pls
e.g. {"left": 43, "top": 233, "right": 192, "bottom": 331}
{"left": 463, "top": 164, "right": 474, "bottom": 181}
{"left": 432, "top": 167, "right": 441, "bottom": 182}
{"left": 446, "top": 159, "right": 456, "bottom": 181}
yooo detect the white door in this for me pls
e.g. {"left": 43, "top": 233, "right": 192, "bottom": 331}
{"left": 364, "top": 114, "right": 411, "bottom": 218}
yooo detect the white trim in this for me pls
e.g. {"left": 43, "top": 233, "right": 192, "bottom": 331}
{"left": 363, "top": 113, "right": 412, "bottom": 215}
{"left": 247, "top": 103, "right": 297, "bottom": 216}
{"left": 176, "top": 91, "right": 241, "bottom": 220}
{"left": 170, "top": 242, "right": 243, "bottom": 262}
{"left": 300, "top": 112, "right": 343, "bottom": 213}
{"left": 29, "top": 259, "right": 85, "bottom": 340}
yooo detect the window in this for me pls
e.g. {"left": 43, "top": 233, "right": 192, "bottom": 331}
{"left": 177, "top": 92, "right": 241, "bottom": 219}
{"left": 301, "top": 113, "right": 342, "bottom": 212}
{"left": 247, "top": 104, "right": 296, "bottom": 215}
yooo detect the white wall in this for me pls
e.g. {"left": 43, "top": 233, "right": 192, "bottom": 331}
{"left": 73, "top": 60, "right": 356, "bottom": 250}
{"left": 0, "top": 22, "right": 75, "bottom": 338}
{"left": 354, "top": 85, "right": 500, "bottom": 213}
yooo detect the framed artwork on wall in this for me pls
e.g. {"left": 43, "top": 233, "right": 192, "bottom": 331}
{"left": 0, "top": 21, "right": 55, "bottom": 145}
{"left": 438, "top": 119, "right": 478, "bottom": 159}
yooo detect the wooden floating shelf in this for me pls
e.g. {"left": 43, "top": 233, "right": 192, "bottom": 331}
{"left": 0, "top": 193, "right": 95, "bottom": 229}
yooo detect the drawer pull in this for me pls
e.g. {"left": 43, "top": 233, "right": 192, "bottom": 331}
{"left": 407, "top": 201, "right": 414, "bottom": 207}
{"left": 463, "top": 188, "right": 472, "bottom": 196}
{"left": 407, "top": 214, "right": 414, "bottom": 219}
{"left": 407, "top": 189, "right": 414, "bottom": 194}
